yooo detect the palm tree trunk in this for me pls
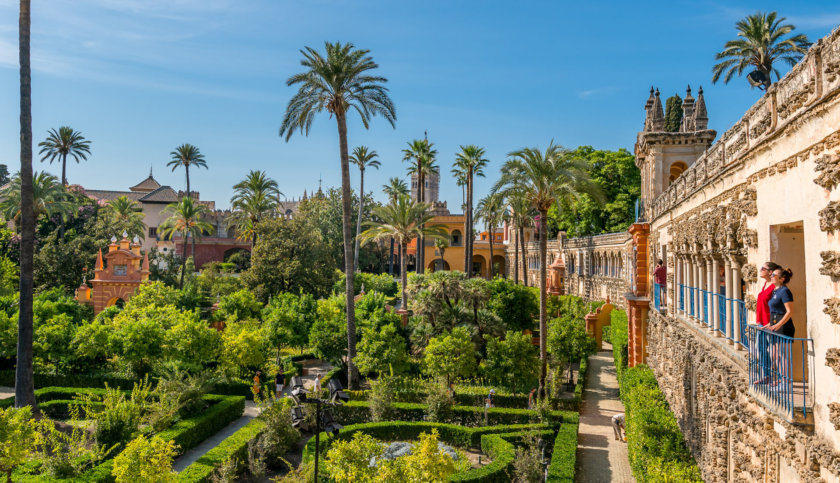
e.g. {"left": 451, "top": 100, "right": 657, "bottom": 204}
{"left": 15, "top": 0, "right": 36, "bottom": 410}
{"left": 400, "top": 240, "right": 408, "bottom": 310}
{"left": 388, "top": 237, "right": 394, "bottom": 275}
{"left": 353, "top": 168, "right": 364, "bottom": 272}
{"left": 335, "top": 112, "right": 358, "bottom": 390}
{"left": 538, "top": 208, "right": 548, "bottom": 399}
{"left": 520, "top": 225, "right": 528, "bottom": 287}
{"left": 468, "top": 176, "right": 474, "bottom": 276}
{"left": 417, "top": 170, "right": 425, "bottom": 275}
{"left": 61, "top": 152, "right": 67, "bottom": 186}
{"left": 488, "top": 224, "right": 494, "bottom": 279}
{"left": 514, "top": 228, "right": 519, "bottom": 284}
{"left": 179, "top": 235, "right": 188, "bottom": 288}
{"left": 463, "top": 175, "right": 470, "bottom": 275}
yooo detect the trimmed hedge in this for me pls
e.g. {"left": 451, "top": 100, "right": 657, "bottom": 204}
{"left": 332, "top": 400, "right": 572, "bottom": 426}
{"left": 9, "top": 389, "right": 245, "bottom": 482}
{"left": 177, "top": 419, "right": 266, "bottom": 483}
{"left": 301, "top": 421, "right": 559, "bottom": 482}
{"left": 609, "top": 310, "right": 702, "bottom": 482}
{"left": 546, "top": 419, "right": 578, "bottom": 482}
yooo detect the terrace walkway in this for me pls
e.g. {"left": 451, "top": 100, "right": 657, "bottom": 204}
{"left": 575, "top": 346, "right": 634, "bottom": 482}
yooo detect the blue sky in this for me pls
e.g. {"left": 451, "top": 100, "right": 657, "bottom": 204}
{"left": 0, "top": 0, "right": 838, "bottom": 210}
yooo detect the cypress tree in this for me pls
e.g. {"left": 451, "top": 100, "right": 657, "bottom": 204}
{"left": 664, "top": 94, "right": 683, "bottom": 132}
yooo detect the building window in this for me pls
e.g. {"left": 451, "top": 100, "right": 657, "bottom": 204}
{"left": 149, "top": 227, "right": 157, "bottom": 237}
{"left": 114, "top": 265, "right": 127, "bottom": 276}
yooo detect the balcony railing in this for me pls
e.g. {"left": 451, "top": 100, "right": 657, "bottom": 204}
{"left": 653, "top": 282, "right": 663, "bottom": 312}
{"left": 747, "top": 326, "right": 814, "bottom": 424}
{"left": 674, "top": 284, "right": 750, "bottom": 350}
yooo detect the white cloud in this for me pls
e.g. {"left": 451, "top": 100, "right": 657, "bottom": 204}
{"left": 578, "top": 86, "right": 619, "bottom": 99}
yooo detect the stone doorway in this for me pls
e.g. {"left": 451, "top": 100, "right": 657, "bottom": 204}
{"left": 769, "top": 222, "right": 809, "bottom": 383}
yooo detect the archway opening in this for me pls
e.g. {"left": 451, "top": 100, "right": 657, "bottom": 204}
{"left": 669, "top": 161, "right": 688, "bottom": 184}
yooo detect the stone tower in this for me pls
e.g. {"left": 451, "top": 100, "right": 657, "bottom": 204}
{"left": 635, "top": 85, "right": 716, "bottom": 214}
{"left": 411, "top": 170, "right": 439, "bottom": 203}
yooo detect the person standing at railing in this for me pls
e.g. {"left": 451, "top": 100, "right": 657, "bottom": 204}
{"left": 767, "top": 268, "right": 796, "bottom": 388}
{"left": 754, "top": 262, "right": 781, "bottom": 383}
{"left": 654, "top": 259, "right": 667, "bottom": 304}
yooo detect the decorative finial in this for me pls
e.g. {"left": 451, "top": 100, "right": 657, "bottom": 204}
{"left": 110, "top": 235, "right": 117, "bottom": 243}
{"left": 655, "top": 88, "right": 660, "bottom": 97}
{"left": 698, "top": 85, "right": 703, "bottom": 95}
{"left": 133, "top": 235, "right": 140, "bottom": 244}
{"left": 122, "top": 231, "right": 128, "bottom": 239}
{"left": 686, "top": 84, "right": 692, "bottom": 95}
{"left": 149, "top": 165, "right": 153, "bottom": 177}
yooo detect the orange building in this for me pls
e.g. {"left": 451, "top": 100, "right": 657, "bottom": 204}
{"left": 75, "top": 234, "right": 150, "bottom": 315}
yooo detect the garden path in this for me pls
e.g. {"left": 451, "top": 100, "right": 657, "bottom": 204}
{"left": 172, "top": 400, "right": 261, "bottom": 472}
{"left": 0, "top": 385, "right": 12, "bottom": 399}
{"left": 575, "top": 345, "right": 634, "bottom": 482}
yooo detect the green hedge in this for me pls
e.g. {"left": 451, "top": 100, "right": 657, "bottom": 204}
{"left": 546, "top": 419, "right": 578, "bottom": 482}
{"left": 301, "top": 421, "right": 558, "bottom": 482}
{"left": 332, "top": 400, "right": 572, "bottom": 426}
{"left": 10, "top": 390, "right": 245, "bottom": 482}
{"left": 177, "top": 419, "right": 266, "bottom": 483}
{"left": 609, "top": 310, "right": 701, "bottom": 482}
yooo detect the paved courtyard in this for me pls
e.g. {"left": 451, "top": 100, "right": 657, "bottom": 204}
{"left": 576, "top": 346, "right": 634, "bottom": 482}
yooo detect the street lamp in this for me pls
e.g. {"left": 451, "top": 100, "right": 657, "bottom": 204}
{"left": 292, "top": 377, "right": 349, "bottom": 482}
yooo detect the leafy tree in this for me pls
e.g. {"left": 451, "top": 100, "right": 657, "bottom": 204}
{"left": 506, "top": 192, "right": 533, "bottom": 286}
{"left": 360, "top": 194, "right": 448, "bottom": 310}
{"left": 333, "top": 271, "right": 398, "bottom": 297}
{"left": 230, "top": 170, "right": 281, "bottom": 248}
{"left": 356, "top": 323, "right": 409, "bottom": 377}
{"left": 263, "top": 292, "right": 317, "bottom": 352}
{"left": 111, "top": 435, "right": 178, "bottom": 483}
{"left": 33, "top": 313, "right": 76, "bottom": 371}
{"left": 0, "top": 258, "right": 17, "bottom": 297}
{"left": 37, "top": 126, "right": 91, "bottom": 186}
{"left": 712, "top": 11, "right": 810, "bottom": 89}
{"left": 0, "top": 165, "right": 9, "bottom": 186}
{"left": 109, "top": 308, "right": 168, "bottom": 376}
{"left": 0, "top": 311, "right": 16, "bottom": 360}
{"left": 402, "top": 139, "right": 438, "bottom": 274}
{"left": 33, "top": 231, "right": 107, "bottom": 293}
{"left": 547, "top": 315, "right": 596, "bottom": 382}
{"left": 547, "top": 147, "right": 639, "bottom": 237}
{"left": 71, "top": 320, "right": 111, "bottom": 370}
{"left": 324, "top": 432, "right": 382, "bottom": 483}
{"left": 124, "top": 281, "right": 180, "bottom": 309}
{"left": 219, "top": 321, "right": 267, "bottom": 378}
{"left": 0, "top": 171, "right": 73, "bottom": 230}
{"left": 664, "top": 94, "right": 683, "bottom": 132}
{"left": 101, "top": 196, "right": 145, "bottom": 240}
{"left": 159, "top": 197, "right": 214, "bottom": 288}
{"left": 486, "top": 277, "right": 537, "bottom": 331}
{"left": 242, "top": 216, "right": 336, "bottom": 300}
{"left": 0, "top": 406, "right": 40, "bottom": 481}
{"left": 350, "top": 146, "right": 380, "bottom": 272}
{"left": 309, "top": 297, "right": 348, "bottom": 364}
{"left": 215, "top": 289, "right": 262, "bottom": 322}
{"left": 452, "top": 145, "right": 489, "bottom": 276}
{"left": 494, "top": 142, "right": 601, "bottom": 398}
{"left": 423, "top": 327, "right": 477, "bottom": 384}
{"left": 164, "top": 314, "right": 221, "bottom": 371}
{"left": 482, "top": 331, "right": 539, "bottom": 393}
{"left": 280, "top": 41, "right": 397, "bottom": 390}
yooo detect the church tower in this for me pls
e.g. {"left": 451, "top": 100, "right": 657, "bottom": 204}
{"left": 411, "top": 171, "right": 439, "bottom": 203}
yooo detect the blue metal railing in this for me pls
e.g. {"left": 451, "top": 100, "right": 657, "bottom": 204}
{"left": 678, "top": 284, "right": 685, "bottom": 312}
{"left": 653, "top": 282, "right": 663, "bottom": 312}
{"left": 716, "top": 292, "right": 726, "bottom": 334}
{"left": 701, "top": 290, "right": 710, "bottom": 326}
{"left": 688, "top": 287, "right": 695, "bottom": 317}
{"left": 747, "top": 326, "right": 813, "bottom": 422}
{"left": 736, "top": 299, "right": 748, "bottom": 350}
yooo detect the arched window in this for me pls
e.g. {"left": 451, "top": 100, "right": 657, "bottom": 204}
{"left": 668, "top": 161, "right": 688, "bottom": 184}
{"left": 451, "top": 230, "right": 462, "bottom": 246}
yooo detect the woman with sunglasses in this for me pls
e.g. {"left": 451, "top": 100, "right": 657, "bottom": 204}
{"left": 766, "top": 267, "right": 795, "bottom": 388}
{"left": 754, "top": 261, "right": 780, "bottom": 384}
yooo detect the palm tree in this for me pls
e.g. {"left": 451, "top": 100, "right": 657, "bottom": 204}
{"left": 167, "top": 144, "right": 207, "bottom": 198}
{"left": 382, "top": 177, "right": 408, "bottom": 275}
{"left": 16, "top": 0, "right": 37, "bottom": 410}
{"left": 360, "top": 194, "right": 448, "bottom": 310}
{"left": 507, "top": 192, "right": 534, "bottom": 285}
{"left": 350, "top": 146, "right": 380, "bottom": 272}
{"left": 230, "top": 170, "right": 281, "bottom": 249}
{"left": 476, "top": 192, "right": 506, "bottom": 279}
{"left": 434, "top": 237, "right": 448, "bottom": 271}
{"left": 0, "top": 171, "right": 73, "bottom": 229}
{"left": 496, "top": 142, "right": 601, "bottom": 398}
{"left": 103, "top": 195, "right": 145, "bottom": 240}
{"left": 403, "top": 139, "right": 438, "bottom": 274}
{"left": 159, "top": 197, "right": 214, "bottom": 288}
{"left": 279, "top": 42, "right": 396, "bottom": 390}
{"left": 452, "top": 145, "right": 489, "bottom": 277}
{"left": 37, "top": 126, "right": 91, "bottom": 186}
{"left": 712, "top": 11, "right": 810, "bottom": 89}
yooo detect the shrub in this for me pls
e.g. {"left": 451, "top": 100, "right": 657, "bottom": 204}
{"left": 368, "top": 377, "right": 397, "bottom": 422}
{"left": 547, "top": 315, "right": 595, "bottom": 382}
{"left": 34, "top": 416, "right": 113, "bottom": 478}
{"left": 111, "top": 435, "right": 178, "bottom": 483}
{"left": 309, "top": 297, "right": 347, "bottom": 364}
{"left": 486, "top": 278, "right": 538, "bottom": 332}
{"left": 546, "top": 420, "right": 578, "bottom": 482}
{"left": 177, "top": 419, "right": 265, "bottom": 483}
{"left": 512, "top": 432, "right": 546, "bottom": 483}
{"left": 76, "top": 381, "right": 152, "bottom": 448}
{"left": 323, "top": 432, "right": 382, "bottom": 482}
{"left": 215, "top": 289, "right": 262, "bottom": 322}
{"left": 253, "top": 394, "right": 299, "bottom": 465}
{"left": 423, "top": 327, "right": 477, "bottom": 384}
{"left": 424, "top": 379, "right": 453, "bottom": 423}
{"left": 482, "top": 331, "right": 538, "bottom": 394}
{"left": 356, "top": 323, "right": 409, "bottom": 377}
{"left": 219, "top": 321, "right": 268, "bottom": 379}
{"left": 0, "top": 406, "right": 39, "bottom": 479}
{"left": 263, "top": 292, "right": 316, "bottom": 353}
{"left": 164, "top": 315, "right": 222, "bottom": 371}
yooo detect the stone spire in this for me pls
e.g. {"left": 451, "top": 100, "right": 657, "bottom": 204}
{"left": 651, "top": 88, "right": 665, "bottom": 131}
{"left": 694, "top": 86, "right": 708, "bottom": 130}
{"left": 681, "top": 85, "right": 696, "bottom": 132}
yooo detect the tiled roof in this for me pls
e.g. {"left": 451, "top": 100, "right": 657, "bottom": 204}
{"left": 85, "top": 190, "right": 144, "bottom": 202}
{"left": 130, "top": 175, "right": 161, "bottom": 193}
{"left": 138, "top": 186, "right": 179, "bottom": 203}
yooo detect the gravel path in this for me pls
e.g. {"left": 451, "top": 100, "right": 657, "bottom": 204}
{"left": 575, "top": 346, "right": 635, "bottom": 483}
{"left": 172, "top": 400, "right": 261, "bottom": 472}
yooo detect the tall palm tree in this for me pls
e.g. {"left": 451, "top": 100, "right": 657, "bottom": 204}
{"left": 403, "top": 139, "right": 437, "bottom": 274}
{"left": 279, "top": 42, "right": 396, "bottom": 390}
{"left": 103, "top": 195, "right": 145, "bottom": 240}
{"left": 16, "top": 0, "right": 36, "bottom": 410}
{"left": 453, "top": 145, "right": 489, "bottom": 277}
{"left": 159, "top": 197, "right": 214, "bottom": 288}
{"left": 350, "top": 146, "right": 380, "bottom": 272}
{"left": 434, "top": 237, "right": 448, "bottom": 271}
{"left": 507, "top": 192, "right": 534, "bottom": 286}
{"left": 712, "top": 11, "right": 810, "bottom": 89}
{"left": 230, "top": 170, "right": 281, "bottom": 249}
{"left": 360, "top": 194, "right": 448, "bottom": 310}
{"left": 496, "top": 142, "right": 601, "bottom": 398}
{"left": 0, "top": 171, "right": 73, "bottom": 230}
{"left": 167, "top": 144, "right": 207, "bottom": 198}
{"left": 37, "top": 126, "right": 91, "bottom": 186}
{"left": 382, "top": 177, "right": 408, "bottom": 275}
{"left": 476, "top": 192, "right": 506, "bottom": 279}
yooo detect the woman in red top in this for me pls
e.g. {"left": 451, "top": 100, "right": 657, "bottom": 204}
{"left": 755, "top": 261, "right": 780, "bottom": 383}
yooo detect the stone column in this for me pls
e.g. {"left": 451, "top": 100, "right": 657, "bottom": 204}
{"left": 711, "top": 256, "right": 721, "bottom": 336}
{"left": 694, "top": 254, "right": 703, "bottom": 324}
{"left": 730, "top": 258, "right": 743, "bottom": 349}
{"left": 724, "top": 256, "right": 733, "bottom": 343}
{"left": 705, "top": 254, "right": 715, "bottom": 331}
